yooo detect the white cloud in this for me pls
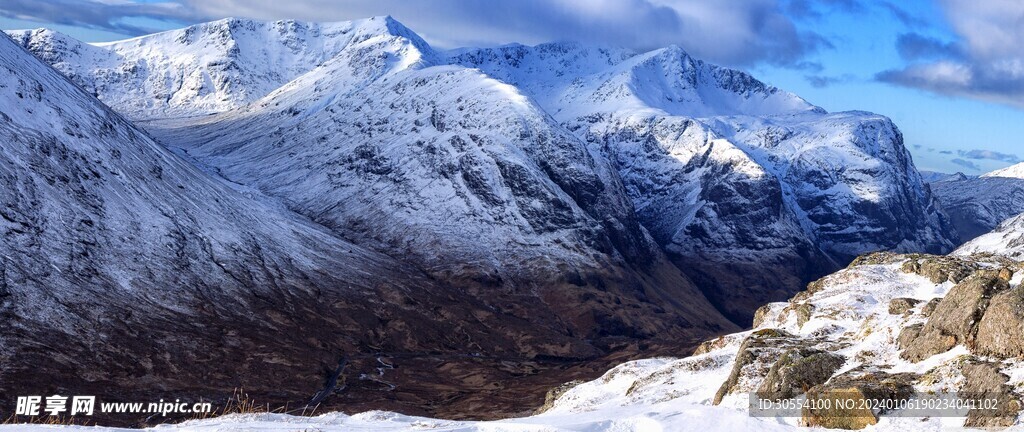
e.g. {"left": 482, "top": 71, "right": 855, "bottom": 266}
{"left": 878, "top": 0, "right": 1024, "bottom": 109}
{"left": 176, "top": 0, "right": 827, "bottom": 68}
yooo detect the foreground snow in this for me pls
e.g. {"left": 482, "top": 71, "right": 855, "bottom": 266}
{"left": 0, "top": 402, "right": 986, "bottom": 432}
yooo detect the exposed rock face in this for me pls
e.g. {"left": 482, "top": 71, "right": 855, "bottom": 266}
{"left": 930, "top": 173, "right": 1024, "bottom": 242}
{"left": 888, "top": 297, "right": 921, "bottom": 315}
{"left": 900, "top": 254, "right": 978, "bottom": 284}
{"left": 713, "top": 329, "right": 797, "bottom": 405}
{"left": 900, "top": 273, "right": 1007, "bottom": 362}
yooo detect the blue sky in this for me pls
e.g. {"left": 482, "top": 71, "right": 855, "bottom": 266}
{"left": 1, "top": 0, "right": 1021, "bottom": 174}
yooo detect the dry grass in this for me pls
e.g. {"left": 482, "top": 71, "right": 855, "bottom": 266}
{"left": 2, "top": 413, "right": 87, "bottom": 426}
{"left": 4, "top": 389, "right": 324, "bottom": 428}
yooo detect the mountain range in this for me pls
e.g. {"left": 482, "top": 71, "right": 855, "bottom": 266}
{"left": 0, "top": 16, "right": 1002, "bottom": 426}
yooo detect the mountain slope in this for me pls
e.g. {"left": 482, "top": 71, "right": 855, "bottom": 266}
{"left": 0, "top": 30, "right": 732, "bottom": 425}
{"left": 143, "top": 17, "right": 735, "bottom": 347}
{"left": 9, "top": 18, "right": 957, "bottom": 328}
{"left": 11, "top": 241, "right": 1024, "bottom": 430}
{"left": 454, "top": 43, "right": 957, "bottom": 324}
{"left": 931, "top": 167, "right": 1024, "bottom": 241}
{"left": 956, "top": 212, "right": 1024, "bottom": 258}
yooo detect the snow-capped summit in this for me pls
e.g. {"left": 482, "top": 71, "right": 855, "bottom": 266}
{"left": 982, "top": 162, "right": 1024, "bottom": 179}
{"left": 6, "top": 16, "right": 436, "bottom": 120}
{"left": 451, "top": 42, "right": 820, "bottom": 120}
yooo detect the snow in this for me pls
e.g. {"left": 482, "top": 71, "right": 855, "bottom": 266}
{"left": 982, "top": 162, "right": 1024, "bottom": 179}
{"left": 956, "top": 212, "right": 1024, "bottom": 258}
{"left": 5, "top": 17, "right": 433, "bottom": 120}
{"left": 0, "top": 406, "right": 805, "bottom": 432}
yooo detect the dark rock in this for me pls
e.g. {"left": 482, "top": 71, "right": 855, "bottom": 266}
{"left": 900, "top": 273, "right": 1007, "bottom": 362}
{"left": 888, "top": 298, "right": 921, "bottom": 315}
{"left": 713, "top": 329, "right": 796, "bottom": 405}
{"left": 961, "top": 361, "right": 1021, "bottom": 428}
{"left": 802, "top": 370, "right": 917, "bottom": 430}
{"left": 757, "top": 348, "right": 844, "bottom": 400}
{"left": 975, "top": 286, "right": 1024, "bottom": 358}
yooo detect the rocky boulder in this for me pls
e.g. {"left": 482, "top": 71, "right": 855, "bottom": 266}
{"left": 888, "top": 297, "right": 921, "bottom": 315}
{"left": 802, "top": 370, "right": 917, "bottom": 430}
{"left": 961, "top": 361, "right": 1021, "bottom": 428}
{"left": 757, "top": 348, "right": 845, "bottom": 400}
{"left": 900, "top": 273, "right": 1008, "bottom": 362}
{"left": 713, "top": 329, "right": 797, "bottom": 405}
{"left": 900, "top": 255, "right": 977, "bottom": 284}
{"left": 975, "top": 286, "right": 1024, "bottom": 358}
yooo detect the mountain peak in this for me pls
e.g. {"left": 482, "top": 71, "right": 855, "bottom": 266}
{"left": 982, "top": 162, "right": 1024, "bottom": 179}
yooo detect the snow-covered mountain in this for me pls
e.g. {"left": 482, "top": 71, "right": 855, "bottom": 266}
{"left": 5, "top": 18, "right": 427, "bottom": 120}
{"left": 1, "top": 22, "right": 744, "bottom": 422}
{"left": 956, "top": 212, "right": 1024, "bottom": 259}
{"left": 983, "top": 162, "right": 1024, "bottom": 179}
{"left": 0, "top": 28, "right": 740, "bottom": 424}
{"left": 9, "top": 19, "right": 958, "bottom": 326}
{"left": 453, "top": 42, "right": 958, "bottom": 323}
{"left": 931, "top": 165, "right": 1024, "bottom": 241}
{"left": 141, "top": 17, "right": 735, "bottom": 347}
{"left": 919, "top": 170, "right": 969, "bottom": 183}
{"left": 0, "top": 27, "right": 440, "bottom": 413}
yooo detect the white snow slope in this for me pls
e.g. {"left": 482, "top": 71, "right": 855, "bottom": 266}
{"left": 5, "top": 19, "right": 402, "bottom": 120}
{"left": 983, "top": 162, "right": 1024, "bottom": 179}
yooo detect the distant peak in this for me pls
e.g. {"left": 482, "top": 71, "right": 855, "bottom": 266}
{"left": 661, "top": 44, "right": 691, "bottom": 57}
{"left": 982, "top": 162, "right": 1024, "bottom": 179}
